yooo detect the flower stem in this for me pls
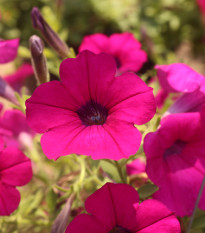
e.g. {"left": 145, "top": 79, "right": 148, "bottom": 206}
{"left": 186, "top": 174, "right": 205, "bottom": 233}
{"left": 114, "top": 161, "right": 127, "bottom": 184}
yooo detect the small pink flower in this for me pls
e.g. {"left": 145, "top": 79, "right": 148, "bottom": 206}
{"left": 126, "top": 158, "right": 146, "bottom": 176}
{"left": 155, "top": 63, "right": 204, "bottom": 93}
{"left": 156, "top": 63, "right": 205, "bottom": 113}
{"left": 0, "top": 109, "right": 35, "bottom": 150}
{"left": 197, "top": 0, "right": 205, "bottom": 14}
{"left": 79, "top": 33, "right": 147, "bottom": 73}
{"left": 4, "top": 63, "right": 34, "bottom": 92}
{"left": 144, "top": 110, "right": 205, "bottom": 216}
{"left": 0, "top": 141, "right": 32, "bottom": 215}
{"left": 26, "top": 51, "right": 155, "bottom": 160}
{"left": 65, "top": 183, "right": 180, "bottom": 233}
{"left": 0, "top": 38, "right": 19, "bottom": 64}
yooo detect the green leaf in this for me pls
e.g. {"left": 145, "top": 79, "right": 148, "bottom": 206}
{"left": 100, "top": 160, "right": 121, "bottom": 183}
{"left": 46, "top": 188, "right": 57, "bottom": 213}
{"left": 138, "top": 184, "right": 159, "bottom": 199}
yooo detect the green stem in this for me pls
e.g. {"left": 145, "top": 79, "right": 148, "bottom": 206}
{"left": 186, "top": 174, "right": 205, "bottom": 233}
{"left": 114, "top": 161, "right": 127, "bottom": 183}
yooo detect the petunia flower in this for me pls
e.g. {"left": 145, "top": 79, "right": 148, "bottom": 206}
{"left": 144, "top": 110, "right": 205, "bottom": 216}
{"left": 0, "top": 38, "right": 19, "bottom": 64}
{"left": 0, "top": 109, "right": 35, "bottom": 150}
{"left": 65, "top": 183, "right": 181, "bottom": 233}
{"left": 79, "top": 33, "right": 147, "bottom": 74}
{"left": 0, "top": 139, "right": 32, "bottom": 215}
{"left": 26, "top": 50, "right": 156, "bottom": 160}
{"left": 155, "top": 63, "right": 205, "bottom": 113}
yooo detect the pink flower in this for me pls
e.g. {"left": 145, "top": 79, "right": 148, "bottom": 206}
{"left": 0, "top": 140, "right": 32, "bottom": 215}
{"left": 144, "top": 110, "right": 205, "bottom": 216}
{"left": 0, "top": 38, "right": 19, "bottom": 64}
{"left": 155, "top": 63, "right": 205, "bottom": 113}
{"left": 4, "top": 63, "right": 34, "bottom": 92}
{"left": 65, "top": 183, "right": 180, "bottom": 233}
{"left": 0, "top": 109, "right": 35, "bottom": 150}
{"left": 26, "top": 51, "right": 156, "bottom": 160}
{"left": 197, "top": 0, "right": 205, "bottom": 14}
{"left": 155, "top": 63, "right": 204, "bottom": 93}
{"left": 126, "top": 158, "right": 146, "bottom": 175}
{"left": 79, "top": 33, "right": 147, "bottom": 74}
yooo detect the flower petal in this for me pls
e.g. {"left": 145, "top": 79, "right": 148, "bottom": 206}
{"left": 155, "top": 63, "right": 204, "bottom": 93}
{"left": 0, "top": 147, "right": 32, "bottom": 186}
{"left": 85, "top": 183, "right": 140, "bottom": 230}
{"left": 65, "top": 214, "right": 107, "bottom": 233}
{"left": 134, "top": 199, "right": 180, "bottom": 233}
{"left": 59, "top": 50, "right": 116, "bottom": 104}
{"left": 0, "top": 182, "right": 20, "bottom": 216}
{"left": 26, "top": 81, "right": 79, "bottom": 133}
{"left": 0, "top": 38, "right": 19, "bottom": 63}
{"left": 106, "top": 72, "right": 156, "bottom": 125}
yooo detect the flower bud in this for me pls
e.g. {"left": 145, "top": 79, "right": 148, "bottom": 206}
{"left": 31, "top": 7, "right": 70, "bottom": 58}
{"left": 0, "top": 77, "right": 18, "bottom": 104}
{"left": 29, "top": 35, "right": 49, "bottom": 85}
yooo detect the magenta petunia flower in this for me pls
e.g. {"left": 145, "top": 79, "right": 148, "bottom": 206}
{"left": 79, "top": 33, "right": 147, "bottom": 74}
{"left": 155, "top": 63, "right": 204, "bottom": 93}
{"left": 4, "top": 63, "right": 34, "bottom": 92}
{"left": 155, "top": 63, "right": 205, "bottom": 113}
{"left": 0, "top": 141, "right": 32, "bottom": 215}
{"left": 0, "top": 38, "right": 19, "bottom": 64}
{"left": 26, "top": 51, "right": 155, "bottom": 160}
{"left": 144, "top": 110, "right": 205, "bottom": 216}
{"left": 0, "top": 109, "right": 35, "bottom": 150}
{"left": 65, "top": 183, "right": 180, "bottom": 233}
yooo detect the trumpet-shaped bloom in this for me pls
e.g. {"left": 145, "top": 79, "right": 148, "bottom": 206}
{"left": 144, "top": 110, "right": 205, "bottom": 216}
{"left": 0, "top": 38, "right": 19, "bottom": 64}
{"left": 155, "top": 63, "right": 205, "bottom": 113}
{"left": 0, "top": 109, "right": 35, "bottom": 150}
{"left": 0, "top": 141, "right": 32, "bottom": 215}
{"left": 79, "top": 33, "right": 147, "bottom": 73}
{"left": 65, "top": 183, "right": 180, "bottom": 233}
{"left": 26, "top": 51, "right": 155, "bottom": 160}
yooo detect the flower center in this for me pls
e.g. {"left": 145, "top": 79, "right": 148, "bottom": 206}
{"left": 109, "top": 226, "right": 132, "bottom": 233}
{"left": 164, "top": 140, "right": 187, "bottom": 158}
{"left": 76, "top": 100, "right": 108, "bottom": 126}
{"left": 114, "top": 57, "right": 121, "bottom": 69}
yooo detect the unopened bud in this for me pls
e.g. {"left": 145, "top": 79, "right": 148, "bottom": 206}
{"left": 29, "top": 35, "right": 49, "bottom": 85}
{"left": 31, "top": 7, "right": 70, "bottom": 58}
{"left": 0, "top": 77, "right": 18, "bottom": 105}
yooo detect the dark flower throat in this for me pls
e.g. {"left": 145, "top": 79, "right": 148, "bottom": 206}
{"left": 76, "top": 100, "right": 108, "bottom": 126}
{"left": 109, "top": 226, "right": 132, "bottom": 233}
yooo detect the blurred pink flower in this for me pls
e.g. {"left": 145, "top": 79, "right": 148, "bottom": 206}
{"left": 0, "top": 38, "right": 19, "bottom": 64}
{"left": 126, "top": 158, "right": 146, "bottom": 175}
{"left": 0, "top": 109, "right": 35, "bottom": 150}
{"left": 65, "top": 183, "right": 180, "bottom": 233}
{"left": 155, "top": 63, "right": 205, "bottom": 113}
{"left": 144, "top": 110, "right": 205, "bottom": 216}
{"left": 197, "top": 0, "right": 205, "bottom": 14}
{"left": 26, "top": 51, "right": 156, "bottom": 160}
{"left": 0, "top": 140, "right": 32, "bottom": 215}
{"left": 79, "top": 33, "right": 147, "bottom": 74}
{"left": 4, "top": 63, "right": 34, "bottom": 92}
